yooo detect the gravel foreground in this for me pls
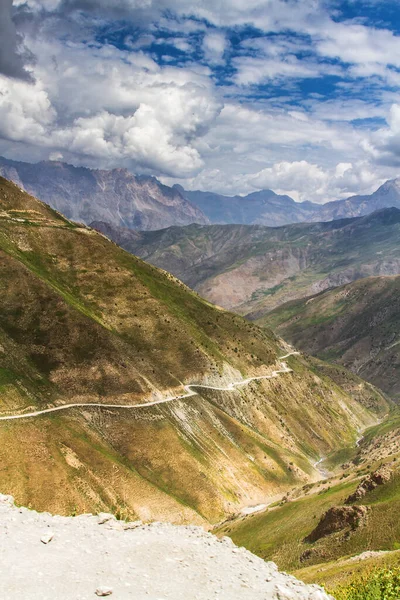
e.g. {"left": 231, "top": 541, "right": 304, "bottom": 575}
{"left": 0, "top": 494, "right": 332, "bottom": 600}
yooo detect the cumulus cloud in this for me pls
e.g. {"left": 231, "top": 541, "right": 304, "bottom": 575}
{"left": 247, "top": 160, "right": 380, "bottom": 202}
{"left": 4, "top": 0, "right": 400, "bottom": 202}
{"left": 0, "top": 35, "right": 222, "bottom": 177}
{"left": 202, "top": 31, "right": 228, "bottom": 65}
{"left": 366, "top": 104, "right": 400, "bottom": 167}
{"left": 249, "top": 161, "right": 327, "bottom": 201}
{"left": 0, "top": 0, "right": 34, "bottom": 80}
{"left": 0, "top": 76, "right": 54, "bottom": 142}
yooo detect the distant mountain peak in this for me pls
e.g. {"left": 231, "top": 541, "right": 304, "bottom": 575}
{"left": 179, "top": 179, "right": 400, "bottom": 226}
{"left": 0, "top": 156, "right": 209, "bottom": 231}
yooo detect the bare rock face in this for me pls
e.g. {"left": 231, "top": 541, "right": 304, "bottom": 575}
{"left": 0, "top": 156, "right": 209, "bottom": 231}
{"left": 306, "top": 506, "right": 369, "bottom": 543}
{"left": 345, "top": 466, "right": 392, "bottom": 504}
{"left": 0, "top": 494, "right": 333, "bottom": 600}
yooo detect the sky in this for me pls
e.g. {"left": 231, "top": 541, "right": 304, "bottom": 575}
{"left": 2, "top": 1, "right": 400, "bottom": 202}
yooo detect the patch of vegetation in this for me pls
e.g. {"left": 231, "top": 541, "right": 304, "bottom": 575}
{"left": 331, "top": 567, "right": 400, "bottom": 600}
{"left": 261, "top": 276, "right": 400, "bottom": 400}
{"left": 0, "top": 176, "right": 391, "bottom": 526}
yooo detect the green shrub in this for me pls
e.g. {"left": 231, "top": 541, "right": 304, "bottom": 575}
{"left": 331, "top": 567, "right": 400, "bottom": 600}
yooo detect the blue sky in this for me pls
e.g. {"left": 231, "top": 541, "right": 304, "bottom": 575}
{"left": 2, "top": 0, "right": 400, "bottom": 202}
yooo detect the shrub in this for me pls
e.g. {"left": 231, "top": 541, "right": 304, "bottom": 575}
{"left": 331, "top": 567, "right": 400, "bottom": 600}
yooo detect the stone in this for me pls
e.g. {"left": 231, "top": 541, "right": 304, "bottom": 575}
{"left": 306, "top": 505, "right": 369, "bottom": 542}
{"left": 345, "top": 466, "right": 392, "bottom": 504}
{"left": 97, "top": 513, "right": 115, "bottom": 525}
{"left": 95, "top": 586, "right": 113, "bottom": 596}
{"left": 40, "top": 531, "right": 54, "bottom": 544}
{"left": 123, "top": 520, "right": 142, "bottom": 530}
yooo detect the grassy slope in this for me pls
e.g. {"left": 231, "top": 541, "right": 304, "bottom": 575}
{"left": 0, "top": 177, "right": 390, "bottom": 523}
{"left": 216, "top": 409, "right": 400, "bottom": 590}
{"left": 97, "top": 209, "right": 400, "bottom": 316}
{"left": 260, "top": 276, "right": 400, "bottom": 400}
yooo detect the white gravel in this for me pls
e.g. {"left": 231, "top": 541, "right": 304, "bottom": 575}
{"left": 0, "top": 494, "right": 332, "bottom": 600}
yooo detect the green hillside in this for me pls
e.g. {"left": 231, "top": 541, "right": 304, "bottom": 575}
{"left": 92, "top": 208, "right": 400, "bottom": 317}
{"left": 0, "top": 177, "right": 389, "bottom": 524}
{"left": 216, "top": 410, "right": 400, "bottom": 593}
{"left": 260, "top": 276, "right": 400, "bottom": 400}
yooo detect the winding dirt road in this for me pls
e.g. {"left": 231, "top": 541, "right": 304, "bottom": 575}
{"left": 0, "top": 353, "right": 300, "bottom": 422}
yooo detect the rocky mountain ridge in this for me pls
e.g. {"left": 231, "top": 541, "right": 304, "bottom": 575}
{"left": 0, "top": 156, "right": 208, "bottom": 231}
{"left": 178, "top": 179, "right": 400, "bottom": 226}
{"left": 1, "top": 155, "right": 400, "bottom": 230}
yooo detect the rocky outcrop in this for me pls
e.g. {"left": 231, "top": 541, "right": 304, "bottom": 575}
{"left": 0, "top": 156, "right": 208, "bottom": 230}
{"left": 0, "top": 494, "right": 332, "bottom": 600}
{"left": 345, "top": 467, "right": 392, "bottom": 504}
{"left": 306, "top": 506, "right": 369, "bottom": 543}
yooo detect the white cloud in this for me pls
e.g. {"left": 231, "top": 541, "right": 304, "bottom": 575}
{"left": 316, "top": 22, "right": 400, "bottom": 73}
{"left": 16, "top": 0, "right": 319, "bottom": 32}
{"left": 0, "top": 34, "right": 222, "bottom": 177}
{"left": 4, "top": 0, "right": 400, "bottom": 204}
{"left": 366, "top": 103, "right": 400, "bottom": 167}
{"left": 230, "top": 160, "right": 380, "bottom": 203}
{"left": 165, "top": 157, "right": 385, "bottom": 203}
{"left": 0, "top": 76, "right": 55, "bottom": 143}
{"left": 249, "top": 161, "right": 327, "bottom": 201}
{"left": 202, "top": 31, "right": 228, "bottom": 65}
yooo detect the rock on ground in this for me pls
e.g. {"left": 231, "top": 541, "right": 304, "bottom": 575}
{"left": 345, "top": 466, "right": 392, "bottom": 504}
{"left": 0, "top": 494, "right": 332, "bottom": 600}
{"left": 306, "top": 505, "right": 369, "bottom": 543}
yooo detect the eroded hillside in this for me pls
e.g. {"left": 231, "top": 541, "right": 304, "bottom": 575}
{"left": 92, "top": 209, "right": 400, "bottom": 317}
{"left": 0, "top": 177, "right": 389, "bottom": 523}
{"left": 261, "top": 276, "right": 400, "bottom": 400}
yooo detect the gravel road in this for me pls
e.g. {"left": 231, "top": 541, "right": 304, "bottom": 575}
{"left": 0, "top": 493, "right": 331, "bottom": 600}
{"left": 0, "top": 353, "right": 299, "bottom": 422}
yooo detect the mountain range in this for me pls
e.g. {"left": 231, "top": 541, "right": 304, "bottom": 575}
{"left": 0, "top": 156, "right": 208, "bottom": 231}
{"left": 176, "top": 179, "right": 400, "bottom": 226}
{"left": 92, "top": 208, "right": 400, "bottom": 317}
{"left": 0, "top": 176, "right": 388, "bottom": 524}
{"left": 2, "top": 155, "right": 400, "bottom": 229}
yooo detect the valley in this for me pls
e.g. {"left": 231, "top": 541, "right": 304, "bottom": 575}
{"left": 93, "top": 208, "right": 400, "bottom": 316}
{"left": 1, "top": 176, "right": 389, "bottom": 527}
{"left": 3, "top": 0, "right": 400, "bottom": 597}
{"left": 215, "top": 408, "right": 400, "bottom": 596}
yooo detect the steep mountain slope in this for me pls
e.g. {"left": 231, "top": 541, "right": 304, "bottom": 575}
{"left": 92, "top": 208, "right": 400, "bottom": 316}
{"left": 261, "top": 276, "right": 400, "bottom": 400}
{"left": 0, "top": 156, "right": 208, "bottom": 230}
{"left": 0, "top": 176, "right": 389, "bottom": 523}
{"left": 178, "top": 178, "right": 400, "bottom": 226}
